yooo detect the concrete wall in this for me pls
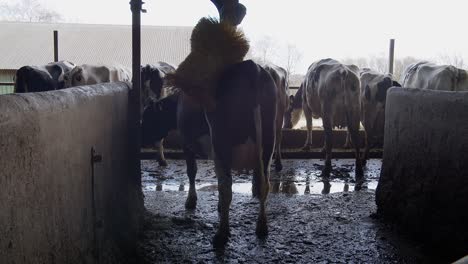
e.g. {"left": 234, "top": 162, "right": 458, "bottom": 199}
{"left": 0, "top": 83, "right": 143, "bottom": 264}
{"left": 376, "top": 88, "right": 468, "bottom": 258}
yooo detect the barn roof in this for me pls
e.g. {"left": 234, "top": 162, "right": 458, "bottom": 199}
{"left": 0, "top": 22, "right": 192, "bottom": 70}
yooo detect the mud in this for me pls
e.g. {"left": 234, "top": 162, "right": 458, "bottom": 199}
{"left": 137, "top": 159, "right": 440, "bottom": 263}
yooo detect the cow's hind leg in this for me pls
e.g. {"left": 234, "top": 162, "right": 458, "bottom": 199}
{"left": 274, "top": 116, "right": 283, "bottom": 172}
{"left": 321, "top": 104, "right": 333, "bottom": 177}
{"left": 156, "top": 139, "right": 168, "bottom": 166}
{"left": 184, "top": 147, "right": 198, "bottom": 209}
{"left": 213, "top": 158, "right": 232, "bottom": 248}
{"left": 346, "top": 113, "right": 364, "bottom": 183}
{"left": 254, "top": 159, "right": 269, "bottom": 238}
{"left": 302, "top": 103, "right": 314, "bottom": 151}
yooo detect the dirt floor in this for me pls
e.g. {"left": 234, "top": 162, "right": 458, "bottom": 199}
{"left": 137, "top": 159, "right": 438, "bottom": 263}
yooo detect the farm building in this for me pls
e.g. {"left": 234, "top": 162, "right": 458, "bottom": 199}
{"left": 0, "top": 21, "right": 192, "bottom": 94}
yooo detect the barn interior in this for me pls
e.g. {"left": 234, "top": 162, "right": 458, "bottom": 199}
{"left": 1, "top": 0, "right": 467, "bottom": 263}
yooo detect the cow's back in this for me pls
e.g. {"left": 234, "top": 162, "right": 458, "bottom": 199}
{"left": 402, "top": 62, "right": 466, "bottom": 91}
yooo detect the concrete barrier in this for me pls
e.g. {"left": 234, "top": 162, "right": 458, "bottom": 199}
{"left": 0, "top": 83, "right": 143, "bottom": 263}
{"left": 376, "top": 88, "right": 468, "bottom": 258}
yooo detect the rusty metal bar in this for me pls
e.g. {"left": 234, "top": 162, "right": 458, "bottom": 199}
{"left": 389, "top": 39, "right": 395, "bottom": 74}
{"left": 53, "top": 30, "right": 58, "bottom": 62}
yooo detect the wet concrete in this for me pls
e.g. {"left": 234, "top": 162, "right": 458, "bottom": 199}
{"left": 137, "top": 159, "right": 441, "bottom": 263}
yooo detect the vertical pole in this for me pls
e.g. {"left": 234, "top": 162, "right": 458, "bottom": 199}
{"left": 130, "top": 0, "right": 144, "bottom": 187}
{"left": 53, "top": 30, "right": 58, "bottom": 62}
{"left": 389, "top": 39, "right": 395, "bottom": 74}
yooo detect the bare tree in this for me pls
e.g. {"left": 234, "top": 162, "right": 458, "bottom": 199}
{"left": 437, "top": 53, "right": 466, "bottom": 69}
{"left": 250, "top": 36, "right": 279, "bottom": 65}
{"left": 283, "top": 43, "right": 302, "bottom": 80}
{"left": 0, "top": 0, "right": 62, "bottom": 23}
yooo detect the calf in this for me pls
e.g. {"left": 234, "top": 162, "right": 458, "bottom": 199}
{"left": 360, "top": 69, "right": 401, "bottom": 162}
{"left": 264, "top": 63, "right": 289, "bottom": 171}
{"left": 14, "top": 61, "right": 75, "bottom": 93}
{"left": 402, "top": 61, "right": 468, "bottom": 91}
{"left": 302, "top": 58, "right": 363, "bottom": 177}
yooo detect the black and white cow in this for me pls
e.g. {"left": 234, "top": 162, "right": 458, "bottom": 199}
{"left": 402, "top": 61, "right": 468, "bottom": 91}
{"left": 143, "top": 60, "right": 277, "bottom": 247}
{"left": 263, "top": 63, "right": 289, "bottom": 171}
{"left": 63, "top": 64, "right": 131, "bottom": 88}
{"left": 359, "top": 69, "right": 401, "bottom": 162}
{"left": 302, "top": 58, "right": 363, "bottom": 177}
{"left": 141, "top": 62, "right": 176, "bottom": 101}
{"left": 14, "top": 61, "right": 76, "bottom": 93}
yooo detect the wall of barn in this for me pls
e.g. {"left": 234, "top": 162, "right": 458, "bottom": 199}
{"left": 0, "top": 83, "right": 143, "bottom": 264}
{"left": 0, "top": 69, "right": 15, "bottom": 94}
{"left": 376, "top": 88, "right": 468, "bottom": 258}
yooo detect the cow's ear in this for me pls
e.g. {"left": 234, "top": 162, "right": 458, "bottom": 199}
{"left": 392, "top": 81, "right": 402, "bottom": 87}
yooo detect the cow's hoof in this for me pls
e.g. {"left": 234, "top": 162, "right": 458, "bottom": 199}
{"left": 256, "top": 217, "right": 268, "bottom": 238}
{"left": 158, "top": 159, "right": 168, "bottom": 167}
{"left": 213, "top": 231, "right": 229, "bottom": 248}
{"left": 361, "top": 158, "right": 368, "bottom": 167}
{"left": 355, "top": 165, "right": 364, "bottom": 178}
{"left": 274, "top": 162, "right": 283, "bottom": 172}
{"left": 301, "top": 144, "right": 312, "bottom": 151}
{"left": 185, "top": 197, "right": 197, "bottom": 210}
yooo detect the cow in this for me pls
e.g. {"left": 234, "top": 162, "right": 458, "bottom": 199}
{"left": 63, "top": 64, "right": 131, "bottom": 88}
{"left": 141, "top": 62, "right": 176, "bottom": 101}
{"left": 301, "top": 58, "right": 363, "bottom": 177}
{"left": 283, "top": 83, "right": 304, "bottom": 129}
{"left": 402, "top": 61, "right": 468, "bottom": 91}
{"left": 14, "top": 61, "right": 76, "bottom": 93}
{"left": 360, "top": 69, "right": 401, "bottom": 163}
{"left": 263, "top": 63, "right": 289, "bottom": 171}
{"left": 143, "top": 60, "right": 277, "bottom": 247}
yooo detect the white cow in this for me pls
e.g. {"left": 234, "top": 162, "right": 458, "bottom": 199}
{"left": 402, "top": 61, "right": 468, "bottom": 91}
{"left": 63, "top": 64, "right": 131, "bottom": 88}
{"left": 360, "top": 69, "right": 401, "bottom": 162}
{"left": 302, "top": 58, "right": 363, "bottom": 177}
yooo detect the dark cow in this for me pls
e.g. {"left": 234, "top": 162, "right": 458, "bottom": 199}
{"left": 302, "top": 58, "right": 362, "bottom": 177}
{"left": 263, "top": 63, "right": 289, "bottom": 171}
{"left": 359, "top": 69, "right": 401, "bottom": 163}
{"left": 14, "top": 61, "right": 75, "bottom": 93}
{"left": 142, "top": 60, "right": 277, "bottom": 247}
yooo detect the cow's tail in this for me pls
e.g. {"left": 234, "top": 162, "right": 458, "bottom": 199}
{"left": 340, "top": 68, "right": 350, "bottom": 108}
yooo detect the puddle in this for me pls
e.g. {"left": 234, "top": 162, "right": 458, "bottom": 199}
{"left": 141, "top": 159, "right": 381, "bottom": 196}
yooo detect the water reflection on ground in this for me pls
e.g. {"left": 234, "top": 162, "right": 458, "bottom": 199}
{"left": 141, "top": 159, "right": 381, "bottom": 196}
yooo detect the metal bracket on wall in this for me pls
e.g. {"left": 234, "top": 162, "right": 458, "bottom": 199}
{"left": 90, "top": 147, "right": 102, "bottom": 260}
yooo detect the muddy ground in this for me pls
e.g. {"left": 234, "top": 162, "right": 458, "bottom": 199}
{"left": 136, "top": 159, "right": 441, "bottom": 263}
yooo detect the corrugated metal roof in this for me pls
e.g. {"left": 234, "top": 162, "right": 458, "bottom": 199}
{"left": 0, "top": 22, "right": 192, "bottom": 69}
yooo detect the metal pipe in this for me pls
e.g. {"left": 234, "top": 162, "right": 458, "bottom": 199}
{"left": 54, "top": 30, "right": 58, "bottom": 62}
{"left": 129, "top": 0, "right": 144, "bottom": 186}
{"left": 389, "top": 39, "right": 395, "bottom": 74}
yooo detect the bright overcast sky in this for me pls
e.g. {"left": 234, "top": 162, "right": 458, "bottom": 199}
{"left": 33, "top": 0, "right": 468, "bottom": 73}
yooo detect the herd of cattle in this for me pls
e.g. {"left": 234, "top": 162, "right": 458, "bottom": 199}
{"left": 13, "top": 58, "right": 467, "bottom": 246}
{"left": 13, "top": 58, "right": 468, "bottom": 182}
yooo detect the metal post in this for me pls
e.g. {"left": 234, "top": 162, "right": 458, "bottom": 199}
{"left": 129, "top": 0, "right": 145, "bottom": 187}
{"left": 53, "top": 30, "right": 58, "bottom": 62}
{"left": 389, "top": 39, "right": 395, "bottom": 74}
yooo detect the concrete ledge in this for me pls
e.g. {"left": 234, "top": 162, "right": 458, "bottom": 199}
{"left": 0, "top": 83, "right": 143, "bottom": 263}
{"left": 376, "top": 88, "right": 468, "bottom": 258}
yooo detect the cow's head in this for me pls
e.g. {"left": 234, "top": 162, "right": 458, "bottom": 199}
{"left": 283, "top": 85, "right": 303, "bottom": 129}
{"left": 63, "top": 66, "right": 87, "bottom": 88}
{"left": 141, "top": 93, "right": 179, "bottom": 147}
